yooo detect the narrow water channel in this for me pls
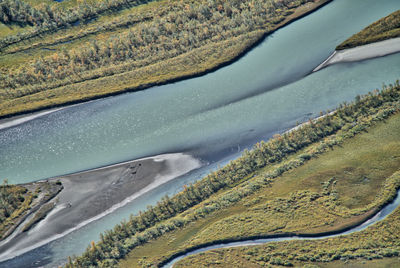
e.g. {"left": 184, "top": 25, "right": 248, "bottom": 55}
{"left": 0, "top": 0, "right": 400, "bottom": 267}
{"left": 163, "top": 192, "right": 400, "bottom": 267}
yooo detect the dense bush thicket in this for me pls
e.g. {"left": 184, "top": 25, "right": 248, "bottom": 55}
{"left": 337, "top": 9, "right": 400, "bottom": 50}
{"left": 0, "top": 0, "right": 313, "bottom": 98}
{"left": 0, "top": 0, "right": 154, "bottom": 27}
{"left": 0, "top": 0, "right": 48, "bottom": 26}
{"left": 0, "top": 180, "right": 26, "bottom": 224}
{"left": 66, "top": 82, "right": 400, "bottom": 267}
{"left": 0, "top": 0, "right": 157, "bottom": 51}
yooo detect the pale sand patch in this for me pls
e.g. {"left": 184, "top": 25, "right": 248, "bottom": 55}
{"left": 0, "top": 153, "right": 202, "bottom": 262}
{"left": 313, "top": 37, "right": 400, "bottom": 72}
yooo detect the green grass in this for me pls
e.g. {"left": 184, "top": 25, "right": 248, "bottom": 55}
{"left": 337, "top": 9, "right": 400, "bottom": 50}
{"left": 321, "top": 257, "right": 400, "bottom": 268}
{"left": 118, "top": 107, "right": 400, "bottom": 267}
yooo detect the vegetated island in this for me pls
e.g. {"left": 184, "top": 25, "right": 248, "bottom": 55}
{"left": 314, "top": 9, "right": 400, "bottom": 72}
{"left": 62, "top": 81, "right": 400, "bottom": 267}
{"left": 0, "top": 0, "right": 331, "bottom": 119}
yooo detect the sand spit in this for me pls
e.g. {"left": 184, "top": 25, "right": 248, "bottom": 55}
{"left": 313, "top": 37, "right": 400, "bottom": 72}
{"left": 0, "top": 153, "right": 202, "bottom": 262}
{"left": 0, "top": 107, "right": 65, "bottom": 131}
{"left": 0, "top": 98, "right": 102, "bottom": 131}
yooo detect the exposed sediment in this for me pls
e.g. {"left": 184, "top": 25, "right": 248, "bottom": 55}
{"left": 313, "top": 37, "right": 400, "bottom": 72}
{"left": 0, "top": 153, "right": 202, "bottom": 262}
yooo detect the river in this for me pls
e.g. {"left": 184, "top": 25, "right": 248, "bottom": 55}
{"left": 1, "top": 0, "right": 400, "bottom": 267}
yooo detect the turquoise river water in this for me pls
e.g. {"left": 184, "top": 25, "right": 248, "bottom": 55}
{"left": 0, "top": 0, "right": 400, "bottom": 266}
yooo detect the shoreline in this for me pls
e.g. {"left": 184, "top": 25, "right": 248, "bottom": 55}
{"left": 0, "top": 0, "right": 333, "bottom": 121}
{"left": 313, "top": 37, "right": 400, "bottom": 72}
{"left": 0, "top": 153, "right": 202, "bottom": 263}
{"left": 0, "top": 109, "right": 338, "bottom": 265}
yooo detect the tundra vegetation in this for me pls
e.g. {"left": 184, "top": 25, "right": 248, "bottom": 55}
{"left": 0, "top": 0, "right": 330, "bottom": 118}
{"left": 337, "top": 9, "right": 400, "bottom": 50}
{"left": 63, "top": 82, "right": 400, "bottom": 267}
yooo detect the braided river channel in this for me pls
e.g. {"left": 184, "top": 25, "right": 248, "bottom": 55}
{"left": 1, "top": 0, "right": 400, "bottom": 266}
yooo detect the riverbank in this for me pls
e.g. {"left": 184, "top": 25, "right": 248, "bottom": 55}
{"left": 0, "top": 153, "right": 202, "bottom": 262}
{"left": 313, "top": 37, "right": 400, "bottom": 72}
{"left": 167, "top": 179, "right": 400, "bottom": 267}
{"left": 156, "top": 110, "right": 400, "bottom": 268}
{"left": 0, "top": 0, "right": 332, "bottom": 119}
{"left": 174, "top": 172, "right": 400, "bottom": 267}
{"left": 2, "top": 1, "right": 400, "bottom": 266}
{"left": 109, "top": 86, "right": 400, "bottom": 267}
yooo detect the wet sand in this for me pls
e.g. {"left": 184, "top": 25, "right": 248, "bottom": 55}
{"left": 0, "top": 153, "right": 202, "bottom": 262}
{"left": 313, "top": 37, "right": 400, "bottom": 72}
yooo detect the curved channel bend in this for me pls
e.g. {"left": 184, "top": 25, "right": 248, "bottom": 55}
{"left": 163, "top": 192, "right": 400, "bottom": 267}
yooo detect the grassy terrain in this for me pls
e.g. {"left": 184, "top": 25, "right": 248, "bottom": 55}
{"left": 337, "top": 9, "right": 400, "bottom": 50}
{"left": 175, "top": 171, "right": 400, "bottom": 267}
{"left": 120, "top": 107, "right": 400, "bottom": 267}
{"left": 321, "top": 258, "right": 400, "bottom": 268}
{"left": 0, "top": 0, "right": 331, "bottom": 118}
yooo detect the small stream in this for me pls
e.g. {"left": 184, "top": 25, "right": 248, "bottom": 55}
{"left": 163, "top": 192, "right": 400, "bottom": 267}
